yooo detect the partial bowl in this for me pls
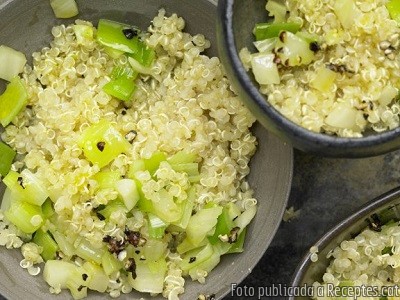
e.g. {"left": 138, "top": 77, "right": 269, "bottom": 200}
{"left": 0, "top": 0, "right": 293, "bottom": 299}
{"left": 290, "top": 186, "right": 400, "bottom": 300}
{"left": 216, "top": 0, "right": 400, "bottom": 158}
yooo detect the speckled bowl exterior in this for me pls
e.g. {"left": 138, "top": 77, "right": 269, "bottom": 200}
{"left": 0, "top": 0, "right": 293, "bottom": 299}
{"left": 216, "top": 0, "right": 400, "bottom": 158}
{"left": 290, "top": 187, "right": 400, "bottom": 299}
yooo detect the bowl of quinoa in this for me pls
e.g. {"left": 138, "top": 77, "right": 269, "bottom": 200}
{"left": 0, "top": 0, "right": 293, "bottom": 299}
{"left": 290, "top": 187, "right": 400, "bottom": 300}
{"left": 217, "top": 0, "right": 400, "bottom": 157}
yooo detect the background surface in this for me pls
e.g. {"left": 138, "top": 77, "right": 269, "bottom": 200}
{"left": 224, "top": 149, "right": 400, "bottom": 299}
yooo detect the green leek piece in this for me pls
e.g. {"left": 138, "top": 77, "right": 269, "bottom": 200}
{"left": 251, "top": 53, "right": 280, "bottom": 85}
{"left": 42, "top": 198, "right": 55, "bottom": 219}
{"left": 128, "top": 42, "right": 155, "bottom": 68}
{"left": 143, "top": 239, "right": 167, "bottom": 261}
{"left": 128, "top": 258, "right": 167, "bottom": 294}
{"left": 82, "top": 261, "right": 109, "bottom": 293}
{"left": 73, "top": 24, "right": 94, "bottom": 45}
{"left": 147, "top": 213, "right": 168, "bottom": 239}
{"left": 97, "top": 19, "right": 143, "bottom": 54}
{"left": 127, "top": 57, "right": 153, "bottom": 75}
{"left": 102, "top": 76, "right": 136, "bottom": 101}
{"left": 103, "top": 46, "right": 125, "bottom": 59}
{"left": 78, "top": 119, "right": 130, "bottom": 168}
{"left": 127, "top": 159, "right": 145, "bottom": 179}
{"left": 101, "top": 251, "right": 123, "bottom": 276}
{"left": 387, "top": 0, "right": 400, "bottom": 24}
{"left": 177, "top": 237, "right": 208, "bottom": 255}
{"left": 170, "top": 163, "right": 199, "bottom": 176}
{"left": 111, "top": 65, "right": 138, "bottom": 80}
{"left": 253, "top": 22, "right": 301, "bottom": 41}
{"left": 151, "top": 189, "right": 181, "bottom": 223}
{"left": 144, "top": 151, "right": 167, "bottom": 175}
{"left": 186, "top": 206, "right": 223, "bottom": 246}
{"left": 2, "top": 169, "right": 49, "bottom": 206}
{"left": 50, "top": 0, "right": 79, "bottom": 19}
{"left": 43, "top": 260, "right": 80, "bottom": 289}
{"left": 75, "top": 239, "right": 104, "bottom": 264}
{"left": 134, "top": 178, "right": 155, "bottom": 213}
{"left": 179, "top": 243, "right": 214, "bottom": 273}
{"left": 33, "top": 229, "right": 59, "bottom": 261}
{"left": 0, "top": 141, "right": 16, "bottom": 177}
{"left": 4, "top": 201, "right": 43, "bottom": 233}
{"left": 171, "top": 186, "right": 195, "bottom": 230}
{"left": 167, "top": 151, "right": 197, "bottom": 165}
{"left": 188, "top": 251, "right": 220, "bottom": 281}
{"left": 0, "top": 76, "right": 28, "bottom": 127}
{"left": 93, "top": 171, "right": 122, "bottom": 189}
{"left": 208, "top": 207, "right": 235, "bottom": 245}
{"left": 234, "top": 205, "right": 257, "bottom": 233}
{"left": 226, "top": 227, "right": 247, "bottom": 254}
{"left": 50, "top": 230, "right": 75, "bottom": 257}
{"left": 66, "top": 268, "right": 88, "bottom": 300}
{"left": 115, "top": 178, "right": 140, "bottom": 210}
{"left": 0, "top": 187, "right": 16, "bottom": 212}
{"left": 265, "top": 0, "right": 288, "bottom": 23}
{"left": 97, "top": 199, "right": 127, "bottom": 219}
{"left": 0, "top": 46, "right": 27, "bottom": 82}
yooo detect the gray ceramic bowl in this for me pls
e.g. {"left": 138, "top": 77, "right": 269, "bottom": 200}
{"left": 0, "top": 0, "right": 293, "bottom": 299}
{"left": 216, "top": 0, "right": 400, "bottom": 158}
{"left": 290, "top": 187, "right": 400, "bottom": 300}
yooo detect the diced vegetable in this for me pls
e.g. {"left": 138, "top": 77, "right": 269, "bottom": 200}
{"left": 170, "top": 163, "right": 199, "bottom": 177}
{"left": 0, "top": 76, "right": 28, "bottom": 127}
{"left": 102, "top": 76, "right": 136, "bottom": 101}
{"left": 128, "top": 258, "right": 167, "bottom": 294}
{"left": 179, "top": 243, "right": 214, "bottom": 273}
{"left": 96, "top": 19, "right": 143, "bottom": 54}
{"left": 0, "top": 46, "right": 27, "bottom": 82}
{"left": 0, "top": 187, "right": 15, "bottom": 212}
{"left": 167, "top": 151, "right": 197, "bottom": 165}
{"left": 128, "top": 42, "right": 155, "bottom": 68}
{"left": 127, "top": 159, "right": 145, "bottom": 179}
{"left": 151, "top": 189, "right": 181, "bottom": 223}
{"left": 65, "top": 268, "right": 87, "bottom": 300}
{"left": 0, "top": 141, "right": 16, "bottom": 177}
{"left": 234, "top": 205, "right": 257, "bottom": 233}
{"left": 50, "top": 0, "right": 79, "bottom": 19}
{"left": 253, "top": 22, "right": 301, "bottom": 41}
{"left": 387, "top": 0, "right": 400, "bottom": 24}
{"left": 128, "top": 57, "right": 153, "bottom": 75}
{"left": 98, "top": 199, "right": 128, "bottom": 219}
{"left": 251, "top": 53, "right": 280, "bottom": 85}
{"left": 378, "top": 86, "right": 398, "bottom": 106}
{"left": 101, "top": 251, "right": 123, "bottom": 276}
{"left": 186, "top": 206, "right": 223, "bottom": 246}
{"left": 42, "top": 199, "right": 55, "bottom": 219}
{"left": 171, "top": 186, "right": 195, "bottom": 229}
{"left": 208, "top": 207, "right": 235, "bottom": 245}
{"left": 50, "top": 230, "right": 75, "bottom": 257}
{"left": 115, "top": 179, "right": 140, "bottom": 210}
{"left": 33, "top": 229, "right": 59, "bottom": 261}
{"left": 147, "top": 213, "right": 168, "bottom": 239}
{"left": 4, "top": 201, "right": 43, "bottom": 233}
{"left": 144, "top": 151, "right": 167, "bottom": 175}
{"left": 265, "top": 0, "right": 288, "bottom": 23}
{"left": 103, "top": 46, "right": 125, "bottom": 59}
{"left": 177, "top": 237, "right": 208, "bottom": 254}
{"left": 275, "top": 31, "right": 315, "bottom": 66}
{"left": 142, "top": 239, "right": 167, "bottom": 261}
{"left": 73, "top": 24, "right": 94, "bottom": 45}
{"left": 43, "top": 260, "right": 80, "bottom": 289}
{"left": 333, "top": 0, "right": 360, "bottom": 29}
{"left": 2, "top": 169, "right": 49, "bottom": 206}
{"left": 253, "top": 37, "right": 277, "bottom": 53}
{"left": 82, "top": 262, "right": 109, "bottom": 293}
{"left": 188, "top": 250, "right": 220, "bottom": 280}
{"left": 75, "top": 239, "right": 104, "bottom": 264}
{"left": 93, "top": 171, "right": 122, "bottom": 189}
{"left": 227, "top": 228, "right": 247, "bottom": 254}
{"left": 310, "top": 67, "right": 337, "bottom": 93}
{"left": 78, "top": 119, "right": 130, "bottom": 168}
{"left": 110, "top": 66, "right": 138, "bottom": 80}
{"left": 325, "top": 103, "right": 360, "bottom": 129}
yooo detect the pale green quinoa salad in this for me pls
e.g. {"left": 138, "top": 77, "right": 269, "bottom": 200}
{"left": 241, "top": 0, "right": 400, "bottom": 137}
{"left": 0, "top": 9, "right": 258, "bottom": 300}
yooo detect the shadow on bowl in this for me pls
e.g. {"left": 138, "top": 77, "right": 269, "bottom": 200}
{"left": 290, "top": 186, "right": 400, "bottom": 300}
{"left": 216, "top": 0, "right": 400, "bottom": 158}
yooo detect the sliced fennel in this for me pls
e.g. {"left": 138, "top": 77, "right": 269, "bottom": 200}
{"left": 0, "top": 46, "right": 27, "bottom": 82}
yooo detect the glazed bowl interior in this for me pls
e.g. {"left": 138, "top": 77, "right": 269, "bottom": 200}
{"left": 217, "top": 0, "right": 400, "bottom": 158}
{"left": 290, "top": 187, "right": 400, "bottom": 300}
{"left": 0, "top": 0, "right": 293, "bottom": 299}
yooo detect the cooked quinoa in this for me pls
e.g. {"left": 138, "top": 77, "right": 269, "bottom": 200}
{"left": 241, "top": 0, "right": 400, "bottom": 137}
{"left": 0, "top": 9, "right": 258, "bottom": 299}
{"left": 313, "top": 221, "right": 400, "bottom": 299}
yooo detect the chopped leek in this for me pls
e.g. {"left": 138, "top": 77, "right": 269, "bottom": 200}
{"left": 253, "top": 37, "right": 277, "bottom": 53}
{"left": 93, "top": 171, "right": 122, "bottom": 189}
{"left": 151, "top": 189, "right": 181, "bottom": 223}
{"left": 0, "top": 187, "right": 15, "bottom": 212}
{"left": 333, "top": 0, "right": 360, "bottom": 29}
{"left": 115, "top": 179, "right": 140, "bottom": 210}
{"left": 128, "top": 258, "right": 167, "bottom": 294}
{"left": 97, "top": 19, "right": 143, "bottom": 54}
{"left": 110, "top": 66, "right": 138, "bottom": 80}
{"left": 251, "top": 53, "right": 280, "bottom": 85}
{"left": 208, "top": 207, "right": 235, "bottom": 245}
{"left": 43, "top": 260, "right": 80, "bottom": 289}
{"left": 227, "top": 228, "right": 247, "bottom": 254}
{"left": 325, "top": 103, "right": 359, "bottom": 129}
{"left": 82, "top": 262, "right": 109, "bottom": 293}
{"left": 50, "top": 0, "right": 79, "bottom": 19}
{"left": 177, "top": 237, "right": 208, "bottom": 254}
{"left": 128, "top": 42, "right": 155, "bottom": 68}
{"left": 310, "top": 67, "right": 337, "bottom": 93}
{"left": 234, "top": 205, "right": 257, "bottom": 233}
{"left": 103, "top": 46, "right": 125, "bottom": 59}
{"left": 144, "top": 151, "right": 167, "bottom": 175}
{"left": 253, "top": 22, "right": 301, "bottom": 41}
{"left": 42, "top": 199, "right": 55, "bottom": 219}
{"left": 2, "top": 169, "right": 49, "bottom": 206}
{"left": 0, "top": 45, "right": 27, "bottom": 82}
{"left": 78, "top": 119, "right": 131, "bottom": 168}
{"left": 275, "top": 31, "right": 315, "bottom": 66}
{"left": 265, "top": 0, "right": 288, "bottom": 23}
{"left": 101, "top": 251, "right": 123, "bottom": 276}
{"left": 0, "top": 76, "right": 28, "bottom": 127}
{"left": 128, "top": 57, "right": 153, "bottom": 75}
{"left": 167, "top": 151, "right": 197, "bottom": 165}
{"left": 171, "top": 186, "right": 195, "bottom": 229}
{"left": 98, "top": 199, "right": 128, "bottom": 219}
{"left": 33, "top": 229, "right": 59, "bottom": 261}
{"left": 186, "top": 206, "right": 223, "bottom": 246}
{"left": 4, "top": 201, "right": 43, "bottom": 233}
{"left": 75, "top": 239, "right": 104, "bottom": 264}
{"left": 143, "top": 239, "right": 167, "bottom": 261}
{"left": 103, "top": 75, "right": 136, "bottom": 101}
{"left": 127, "top": 159, "right": 145, "bottom": 179}
{"left": 387, "top": 0, "right": 400, "bottom": 24}
{"left": 73, "top": 24, "right": 94, "bottom": 45}
{"left": 0, "top": 141, "right": 16, "bottom": 177}
{"left": 147, "top": 213, "right": 168, "bottom": 239}
{"left": 179, "top": 243, "right": 214, "bottom": 273}
{"left": 50, "top": 230, "right": 75, "bottom": 257}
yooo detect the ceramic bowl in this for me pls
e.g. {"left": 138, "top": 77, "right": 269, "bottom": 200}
{"left": 0, "top": 0, "right": 293, "bottom": 299}
{"left": 290, "top": 187, "right": 400, "bottom": 300}
{"left": 216, "top": 0, "right": 400, "bottom": 158}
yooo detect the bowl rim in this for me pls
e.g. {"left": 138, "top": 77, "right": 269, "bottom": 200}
{"left": 217, "top": 0, "right": 400, "bottom": 154}
{"left": 289, "top": 186, "right": 400, "bottom": 299}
